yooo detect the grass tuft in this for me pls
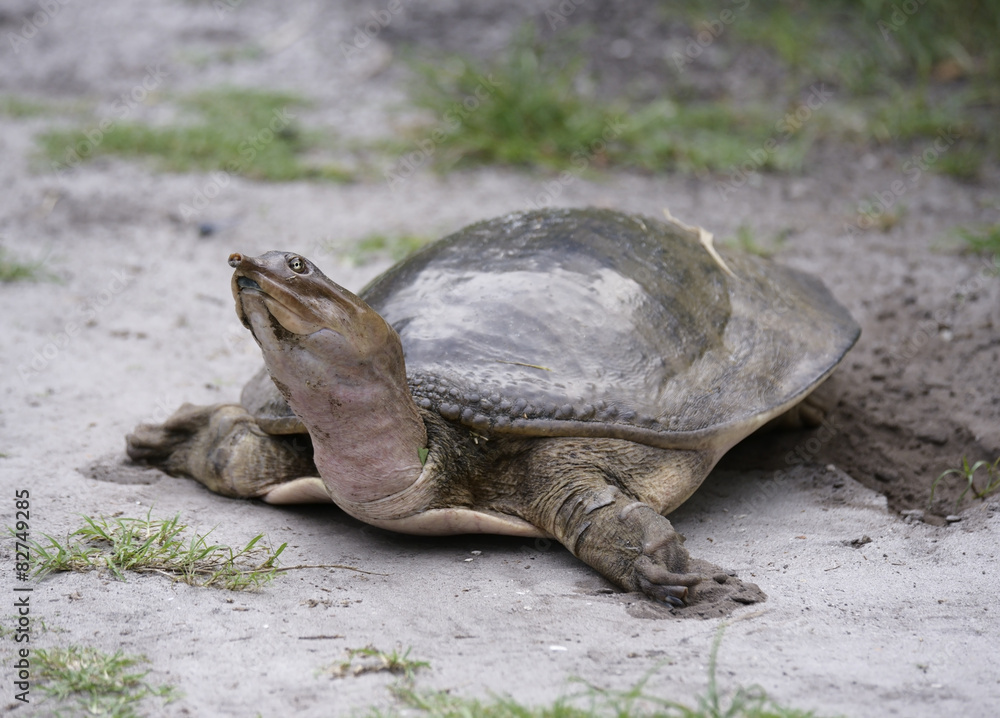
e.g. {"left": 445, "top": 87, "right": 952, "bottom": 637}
{"left": 0, "top": 247, "right": 55, "bottom": 283}
{"left": 38, "top": 88, "right": 352, "bottom": 182}
{"left": 401, "top": 24, "right": 620, "bottom": 170}
{"left": 373, "top": 627, "right": 823, "bottom": 717}
{"left": 953, "top": 224, "right": 1000, "bottom": 255}
{"left": 335, "top": 232, "right": 435, "bottom": 266}
{"left": 723, "top": 225, "right": 788, "bottom": 258}
{"left": 930, "top": 456, "right": 1000, "bottom": 510}
{"left": 329, "top": 646, "right": 430, "bottom": 682}
{"left": 31, "top": 511, "right": 287, "bottom": 590}
{"left": 35, "top": 645, "right": 178, "bottom": 718}
{"left": 0, "top": 94, "right": 54, "bottom": 118}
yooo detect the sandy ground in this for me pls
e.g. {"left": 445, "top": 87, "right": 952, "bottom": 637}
{"left": 1, "top": 1, "right": 999, "bottom": 716}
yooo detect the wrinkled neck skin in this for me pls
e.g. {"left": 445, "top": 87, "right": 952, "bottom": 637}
{"left": 249, "top": 302, "right": 429, "bottom": 515}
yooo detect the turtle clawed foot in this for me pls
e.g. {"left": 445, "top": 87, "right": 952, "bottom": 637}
{"left": 126, "top": 403, "right": 219, "bottom": 465}
{"left": 622, "top": 504, "right": 702, "bottom": 605}
{"left": 126, "top": 402, "right": 224, "bottom": 470}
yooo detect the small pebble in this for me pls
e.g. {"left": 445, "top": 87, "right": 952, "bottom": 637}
{"left": 945, "top": 515, "right": 962, "bottom": 523}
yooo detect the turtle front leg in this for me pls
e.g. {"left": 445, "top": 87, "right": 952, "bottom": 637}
{"left": 126, "top": 403, "right": 324, "bottom": 502}
{"left": 556, "top": 486, "right": 700, "bottom": 605}
{"left": 511, "top": 446, "right": 703, "bottom": 605}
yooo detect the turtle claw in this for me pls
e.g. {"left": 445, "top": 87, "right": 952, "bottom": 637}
{"left": 638, "top": 578, "right": 693, "bottom": 606}
{"left": 663, "top": 593, "right": 685, "bottom": 608}
{"left": 635, "top": 557, "right": 704, "bottom": 605}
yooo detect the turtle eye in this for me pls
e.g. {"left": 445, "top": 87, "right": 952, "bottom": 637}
{"left": 287, "top": 256, "right": 307, "bottom": 274}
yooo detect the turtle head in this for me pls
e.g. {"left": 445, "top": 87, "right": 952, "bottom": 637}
{"left": 226, "top": 251, "right": 426, "bottom": 506}
{"left": 228, "top": 250, "right": 396, "bottom": 361}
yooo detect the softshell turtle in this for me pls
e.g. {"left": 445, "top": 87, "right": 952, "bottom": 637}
{"left": 127, "top": 208, "right": 859, "bottom": 604}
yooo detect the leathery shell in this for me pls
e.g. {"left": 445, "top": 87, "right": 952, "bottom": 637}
{"left": 353, "top": 208, "right": 860, "bottom": 451}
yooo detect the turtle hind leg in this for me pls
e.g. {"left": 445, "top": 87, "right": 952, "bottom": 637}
{"left": 763, "top": 392, "right": 829, "bottom": 430}
{"left": 761, "top": 376, "right": 839, "bottom": 432}
{"left": 126, "top": 403, "right": 327, "bottom": 502}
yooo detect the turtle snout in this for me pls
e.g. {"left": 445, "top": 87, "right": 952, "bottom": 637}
{"left": 230, "top": 253, "right": 262, "bottom": 290}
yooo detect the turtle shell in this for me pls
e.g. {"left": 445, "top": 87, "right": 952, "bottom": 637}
{"left": 246, "top": 208, "right": 859, "bottom": 450}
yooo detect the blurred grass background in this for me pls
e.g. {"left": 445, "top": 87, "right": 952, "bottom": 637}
{"left": 1, "top": 0, "right": 996, "bottom": 190}
{"left": 400, "top": 0, "right": 998, "bottom": 179}
{"left": 4, "top": 0, "right": 997, "bottom": 274}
